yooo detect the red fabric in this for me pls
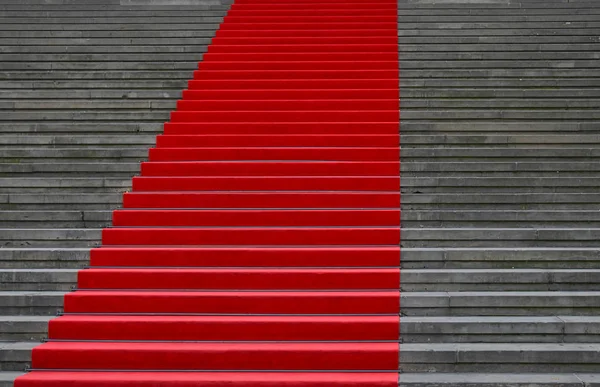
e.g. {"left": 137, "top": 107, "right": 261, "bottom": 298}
{"left": 140, "top": 161, "right": 400, "bottom": 176}
{"left": 77, "top": 268, "right": 400, "bottom": 290}
{"left": 156, "top": 134, "right": 398, "bottom": 147}
{"left": 63, "top": 291, "right": 400, "bottom": 314}
{"left": 121, "top": 192, "right": 400, "bottom": 209}
{"left": 112, "top": 209, "right": 401, "bottom": 226}
{"left": 132, "top": 176, "right": 399, "bottom": 191}
{"left": 101, "top": 227, "right": 400, "bottom": 246}
{"left": 16, "top": 0, "right": 400, "bottom": 384}
{"left": 90, "top": 247, "right": 400, "bottom": 267}
{"left": 49, "top": 315, "right": 399, "bottom": 341}
{"left": 16, "top": 372, "right": 398, "bottom": 386}
{"left": 32, "top": 342, "right": 398, "bottom": 371}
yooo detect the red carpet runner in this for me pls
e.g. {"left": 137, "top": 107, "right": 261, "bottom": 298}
{"left": 16, "top": 0, "right": 400, "bottom": 385}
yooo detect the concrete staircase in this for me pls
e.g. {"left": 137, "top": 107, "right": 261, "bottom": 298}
{"left": 2, "top": 0, "right": 600, "bottom": 385}
{"left": 0, "top": 0, "right": 231, "bottom": 385}
{"left": 399, "top": 0, "right": 600, "bottom": 383}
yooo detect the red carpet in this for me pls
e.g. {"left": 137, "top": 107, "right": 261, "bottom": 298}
{"left": 15, "top": 0, "right": 400, "bottom": 385}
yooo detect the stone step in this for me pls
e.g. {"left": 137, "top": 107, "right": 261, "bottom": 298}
{"left": 4, "top": 342, "right": 600, "bottom": 373}
{"left": 402, "top": 136, "right": 600, "bottom": 147}
{"left": 0, "top": 29, "right": 222, "bottom": 37}
{"left": 3, "top": 315, "right": 600, "bottom": 344}
{"left": 0, "top": 71, "right": 192, "bottom": 80}
{"left": 402, "top": 291, "right": 600, "bottom": 316}
{"left": 5, "top": 268, "right": 600, "bottom": 292}
{"left": 0, "top": 45, "right": 210, "bottom": 54}
{"left": 0, "top": 111, "right": 170, "bottom": 121}
{"left": 0, "top": 316, "right": 52, "bottom": 341}
{"left": 403, "top": 193, "right": 600, "bottom": 210}
{"left": 398, "top": 36, "right": 600, "bottom": 44}
{"left": 0, "top": 17, "right": 222, "bottom": 24}
{"left": 401, "top": 79, "right": 600, "bottom": 87}
{"left": 4, "top": 35, "right": 595, "bottom": 46}
{"left": 402, "top": 248, "right": 600, "bottom": 269}
{"left": 0, "top": 269, "right": 77, "bottom": 291}
{"left": 402, "top": 162, "right": 600, "bottom": 172}
{"left": 0, "top": 197, "right": 121, "bottom": 211}
{"left": 398, "top": 27, "right": 600, "bottom": 35}
{"left": 0, "top": 148, "right": 147, "bottom": 162}
{"left": 5, "top": 161, "right": 599, "bottom": 176}
{"left": 401, "top": 71, "right": 600, "bottom": 79}
{"left": 401, "top": 228, "right": 600, "bottom": 248}
{"left": 396, "top": 7, "right": 600, "bottom": 13}
{"left": 399, "top": 52, "right": 600, "bottom": 61}
{"left": 4, "top": 290, "right": 600, "bottom": 317}
{"left": 5, "top": 99, "right": 599, "bottom": 110}
{"left": 400, "top": 374, "right": 600, "bottom": 387}
{"left": 397, "top": 14, "right": 600, "bottom": 21}
{"left": 400, "top": 99, "right": 600, "bottom": 109}
{"left": 8, "top": 210, "right": 600, "bottom": 227}
{"left": 0, "top": 123, "right": 163, "bottom": 133}
{"left": 397, "top": 22, "right": 600, "bottom": 29}
{"left": 6, "top": 135, "right": 598, "bottom": 147}
{"left": 10, "top": 43, "right": 598, "bottom": 55}
{"left": 0, "top": 249, "right": 89, "bottom": 269}
{"left": 0, "top": 372, "right": 23, "bottom": 387}
{"left": 3, "top": 0, "right": 215, "bottom": 4}
{"left": 6, "top": 188, "right": 600, "bottom": 204}
{"left": 401, "top": 123, "right": 600, "bottom": 133}
{"left": 1, "top": 61, "right": 198, "bottom": 71}
{"left": 0, "top": 229, "right": 101, "bottom": 248}
{"left": 3, "top": 373, "right": 600, "bottom": 387}
{"left": 4, "top": 193, "right": 600, "bottom": 206}
{"left": 404, "top": 177, "right": 600, "bottom": 186}
{"left": 0, "top": 11, "right": 226, "bottom": 18}
{"left": 0, "top": 8, "right": 583, "bottom": 16}
{"left": 400, "top": 343, "right": 600, "bottom": 373}
{"left": 4, "top": 228, "right": 600, "bottom": 248}
{"left": 3, "top": 247, "right": 599, "bottom": 270}
{"left": 399, "top": 44, "right": 600, "bottom": 52}
{"left": 0, "top": 342, "right": 36, "bottom": 372}
{"left": 0, "top": 211, "right": 111, "bottom": 227}
{"left": 0, "top": 79, "right": 191, "bottom": 89}
{"left": 401, "top": 110, "right": 600, "bottom": 121}
{"left": 404, "top": 172, "right": 600, "bottom": 179}
{"left": 0, "top": 136, "right": 155, "bottom": 146}
{"left": 402, "top": 269, "right": 600, "bottom": 291}
{"left": 401, "top": 210, "right": 600, "bottom": 228}
{"left": 0, "top": 90, "right": 181, "bottom": 100}
{"left": 401, "top": 316, "right": 600, "bottom": 343}
{"left": 0, "top": 178, "right": 130, "bottom": 194}
{"left": 0, "top": 291, "right": 64, "bottom": 316}
{"left": 21, "top": 161, "right": 600, "bottom": 176}
{"left": 0, "top": 54, "right": 209, "bottom": 65}
{"left": 0, "top": 100, "right": 176, "bottom": 110}
{"left": 403, "top": 149, "right": 600, "bottom": 160}
{"left": 0, "top": 163, "right": 139, "bottom": 177}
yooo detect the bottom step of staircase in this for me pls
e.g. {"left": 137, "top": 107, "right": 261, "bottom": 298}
{"left": 6, "top": 372, "right": 600, "bottom": 387}
{"left": 11, "top": 372, "right": 399, "bottom": 386}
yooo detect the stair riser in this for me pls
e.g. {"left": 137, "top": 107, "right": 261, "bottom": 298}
{"left": 141, "top": 162, "right": 400, "bottom": 176}
{"left": 156, "top": 135, "right": 399, "bottom": 147}
{"left": 121, "top": 193, "right": 401, "bottom": 209}
{"left": 48, "top": 316, "right": 400, "bottom": 341}
{"left": 183, "top": 88, "right": 399, "bottom": 100}
{"left": 6, "top": 282, "right": 600, "bottom": 293}
{"left": 132, "top": 176, "right": 400, "bottom": 191}
{"left": 149, "top": 147, "right": 399, "bottom": 161}
{"left": 114, "top": 209, "right": 401, "bottom": 227}
{"left": 77, "top": 269, "right": 401, "bottom": 291}
{"left": 102, "top": 228, "right": 401, "bottom": 246}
